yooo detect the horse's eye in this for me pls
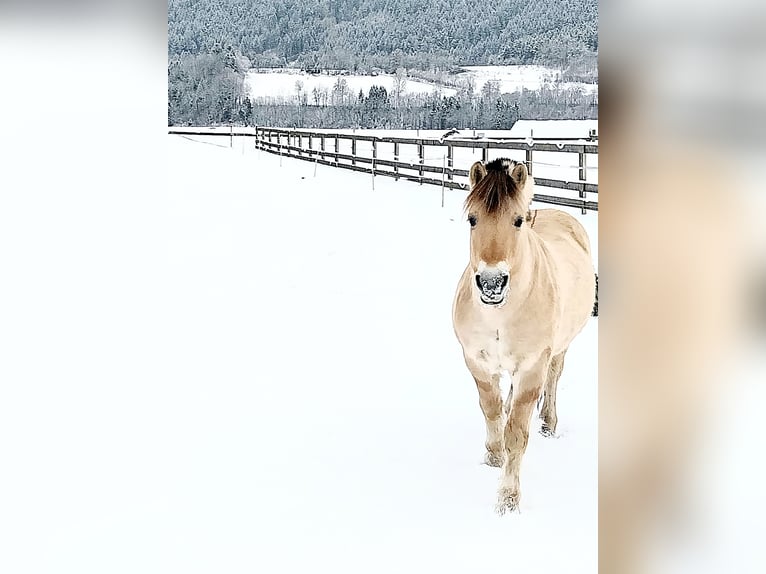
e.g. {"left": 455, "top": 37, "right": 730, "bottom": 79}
{"left": 468, "top": 215, "right": 477, "bottom": 227}
{"left": 514, "top": 217, "right": 523, "bottom": 228}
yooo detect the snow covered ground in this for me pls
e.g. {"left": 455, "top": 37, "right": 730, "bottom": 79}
{"left": 158, "top": 134, "right": 598, "bottom": 572}
{"left": 508, "top": 119, "right": 598, "bottom": 139}
{"left": 457, "top": 65, "right": 599, "bottom": 95}
{"left": 171, "top": 125, "right": 599, "bottom": 196}
{"left": 246, "top": 69, "right": 458, "bottom": 99}
{"left": 2, "top": 127, "right": 595, "bottom": 572}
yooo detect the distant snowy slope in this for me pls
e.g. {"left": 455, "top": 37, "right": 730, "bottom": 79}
{"left": 246, "top": 70, "right": 457, "bottom": 100}
{"left": 457, "top": 65, "right": 598, "bottom": 95}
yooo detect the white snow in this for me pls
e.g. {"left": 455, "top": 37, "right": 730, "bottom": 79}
{"left": 245, "top": 66, "right": 598, "bottom": 102}
{"left": 0, "top": 121, "right": 597, "bottom": 571}
{"left": 457, "top": 65, "right": 599, "bottom": 95}
{"left": 171, "top": 125, "right": 599, "bottom": 208}
{"left": 246, "top": 70, "right": 457, "bottom": 100}
{"left": 508, "top": 119, "right": 599, "bottom": 139}
{"left": 160, "top": 134, "right": 598, "bottom": 572}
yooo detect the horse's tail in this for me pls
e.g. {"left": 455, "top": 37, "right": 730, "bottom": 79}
{"left": 592, "top": 273, "right": 599, "bottom": 317}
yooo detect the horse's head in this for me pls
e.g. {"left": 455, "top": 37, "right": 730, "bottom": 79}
{"left": 464, "top": 158, "right": 534, "bottom": 306}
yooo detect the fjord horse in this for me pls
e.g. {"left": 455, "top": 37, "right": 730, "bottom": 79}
{"left": 452, "top": 158, "right": 596, "bottom": 514}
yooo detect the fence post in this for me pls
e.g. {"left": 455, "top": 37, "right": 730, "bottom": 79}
{"left": 526, "top": 147, "right": 533, "bottom": 176}
{"left": 481, "top": 145, "right": 488, "bottom": 163}
{"left": 578, "top": 146, "right": 587, "bottom": 198}
{"left": 298, "top": 133, "right": 302, "bottom": 157}
{"left": 418, "top": 141, "right": 424, "bottom": 185}
{"left": 351, "top": 137, "right": 357, "bottom": 165}
{"left": 372, "top": 139, "right": 377, "bottom": 188}
{"left": 393, "top": 141, "right": 400, "bottom": 181}
{"left": 334, "top": 136, "right": 339, "bottom": 164}
{"left": 308, "top": 134, "right": 312, "bottom": 156}
{"left": 230, "top": 124, "right": 233, "bottom": 148}
{"left": 321, "top": 135, "right": 325, "bottom": 161}
{"left": 441, "top": 155, "right": 446, "bottom": 208}
{"left": 447, "top": 145, "right": 453, "bottom": 181}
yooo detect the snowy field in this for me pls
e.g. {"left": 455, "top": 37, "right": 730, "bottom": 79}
{"left": 456, "top": 65, "right": 599, "bottom": 95}
{"left": 172, "top": 125, "right": 599, "bottom": 197}
{"left": 246, "top": 65, "right": 598, "bottom": 101}
{"left": 158, "top": 134, "right": 598, "bottom": 572}
{"left": 246, "top": 69, "right": 458, "bottom": 99}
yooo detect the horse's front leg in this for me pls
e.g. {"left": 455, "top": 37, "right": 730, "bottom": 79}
{"left": 496, "top": 351, "right": 551, "bottom": 514}
{"left": 465, "top": 357, "right": 504, "bottom": 467}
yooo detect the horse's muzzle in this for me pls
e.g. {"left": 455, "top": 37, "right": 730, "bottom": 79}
{"left": 476, "top": 269, "right": 509, "bottom": 305}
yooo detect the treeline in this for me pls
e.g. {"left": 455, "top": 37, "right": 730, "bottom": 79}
{"left": 247, "top": 83, "right": 596, "bottom": 130}
{"left": 168, "top": 0, "right": 597, "bottom": 71}
{"left": 168, "top": 45, "right": 252, "bottom": 125}
{"left": 168, "top": 49, "right": 597, "bottom": 129}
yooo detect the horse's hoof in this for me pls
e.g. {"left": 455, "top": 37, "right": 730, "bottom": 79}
{"left": 495, "top": 489, "right": 520, "bottom": 515}
{"left": 484, "top": 451, "right": 504, "bottom": 467}
{"left": 540, "top": 424, "right": 556, "bottom": 438}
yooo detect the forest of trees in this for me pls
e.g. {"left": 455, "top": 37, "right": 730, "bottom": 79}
{"left": 167, "top": 0, "right": 598, "bottom": 128}
{"left": 168, "top": 0, "right": 598, "bottom": 71}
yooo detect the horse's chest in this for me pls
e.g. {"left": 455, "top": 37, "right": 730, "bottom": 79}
{"left": 468, "top": 328, "right": 520, "bottom": 375}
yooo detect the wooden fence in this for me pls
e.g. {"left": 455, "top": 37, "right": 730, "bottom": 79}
{"left": 168, "top": 126, "right": 599, "bottom": 213}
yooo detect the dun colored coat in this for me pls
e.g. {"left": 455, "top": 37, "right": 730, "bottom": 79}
{"left": 452, "top": 158, "right": 596, "bottom": 514}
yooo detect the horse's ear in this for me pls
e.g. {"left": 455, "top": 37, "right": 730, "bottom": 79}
{"left": 469, "top": 162, "right": 487, "bottom": 188}
{"left": 510, "top": 162, "right": 528, "bottom": 188}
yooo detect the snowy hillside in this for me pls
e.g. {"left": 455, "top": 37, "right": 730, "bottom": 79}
{"left": 159, "top": 134, "right": 598, "bottom": 572}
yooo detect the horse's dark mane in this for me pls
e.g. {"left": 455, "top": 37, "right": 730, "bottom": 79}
{"left": 464, "top": 158, "right": 523, "bottom": 215}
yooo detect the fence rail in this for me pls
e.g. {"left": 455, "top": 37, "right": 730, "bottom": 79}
{"left": 168, "top": 126, "right": 599, "bottom": 212}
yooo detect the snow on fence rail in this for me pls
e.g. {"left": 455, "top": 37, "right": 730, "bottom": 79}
{"left": 168, "top": 126, "right": 599, "bottom": 213}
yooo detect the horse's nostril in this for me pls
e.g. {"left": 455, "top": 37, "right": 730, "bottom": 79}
{"left": 476, "top": 270, "right": 509, "bottom": 296}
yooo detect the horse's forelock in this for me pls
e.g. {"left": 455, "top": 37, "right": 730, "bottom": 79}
{"left": 465, "top": 161, "right": 525, "bottom": 216}
{"left": 485, "top": 158, "right": 519, "bottom": 176}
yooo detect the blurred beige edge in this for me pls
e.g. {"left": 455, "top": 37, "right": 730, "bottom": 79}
{"left": 600, "top": 1, "right": 766, "bottom": 572}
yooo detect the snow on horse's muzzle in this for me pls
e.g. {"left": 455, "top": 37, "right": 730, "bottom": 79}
{"left": 476, "top": 269, "right": 509, "bottom": 305}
